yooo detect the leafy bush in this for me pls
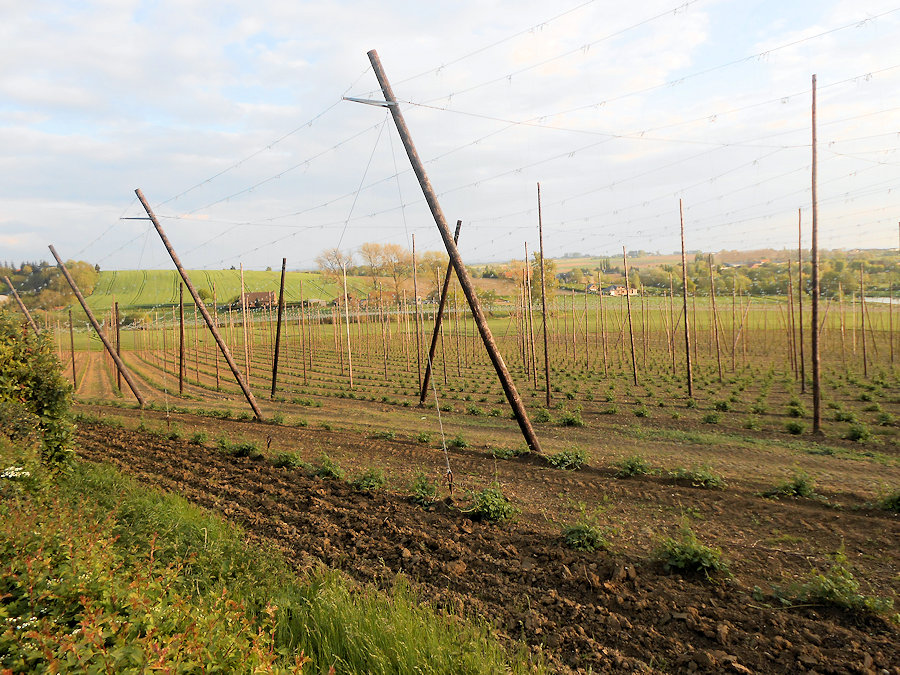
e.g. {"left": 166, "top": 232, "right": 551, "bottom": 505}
{"left": 272, "top": 411, "right": 286, "bottom": 425}
{"left": 654, "top": 527, "right": 729, "bottom": 578}
{"left": 409, "top": 472, "right": 437, "bottom": 506}
{"left": 370, "top": 430, "right": 396, "bottom": 440}
{"left": 314, "top": 453, "right": 345, "bottom": 480}
{"left": 743, "top": 417, "right": 760, "bottom": 430}
{"left": 351, "top": 468, "right": 386, "bottom": 492}
{"left": 415, "top": 431, "right": 432, "bottom": 444}
{"left": 468, "top": 486, "right": 517, "bottom": 523}
{"left": 634, "top": 405, "right": 650, "bottom": 418}
{"left": 562, "top": 523, "right": 608, "bottom": 552}
{"left": 491, "top": 446, "right": 529, "bottom": 460}
{"left": 614, "top": 455, "right": 652, "bottom": 478}
{"left": 713, "top": 400, "right": 731, "bottom": 412}
{"left": 702, "top": 412, "right": 720, "bottom": 424}
{"left": 534, "top": 408, "right": 552, "bottom": 423}
{"left": 879, "top": 490, "right": 900, "bottom": 512}
{"left": 229, "top": 440, "right": 263, "bottom": 459}
{"left": 189, "top": 431, "right": 208, "bottom": 445}
{"left": 0, "top": 311, "right": 73, "bottom": 465}
{"left": 545, "top": 447, "right": 586, "bottom": 470}
{"left": 669, "top": 465, "right": 726, "bottom": 490}
{"left": 876, "top": 411, "right": 895, "bottom": 426}
{"left": 834, "top": 410, "right": 857, "bottom": 423}
{"left": 465, "top": 404, "right": 485, "bottom": 416}
{"left": 600, "top": 405, "right": 618, "bottom": 415}
{"left": 447, "top": 434, "right": 468, "bottom": 449}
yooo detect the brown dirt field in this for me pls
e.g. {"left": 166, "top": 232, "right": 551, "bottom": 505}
{"left": 74, "top": 412, "right": 899, "bottom": 675}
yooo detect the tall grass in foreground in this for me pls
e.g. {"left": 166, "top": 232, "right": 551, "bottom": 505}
{"left": 0, "top": 438, "right": 541, "bottom": 674}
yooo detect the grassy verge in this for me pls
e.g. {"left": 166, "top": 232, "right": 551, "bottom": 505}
{"left": 0, "top": 437, "right": 540, "bottom": 674}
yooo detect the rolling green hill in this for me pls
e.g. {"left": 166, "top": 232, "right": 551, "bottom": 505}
{"left": 84, "top": 269, "right": 354, "bottom": 312}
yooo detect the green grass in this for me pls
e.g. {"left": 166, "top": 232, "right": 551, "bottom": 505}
{"left": 0, "top": 439, "right": 542, "bottom": 674}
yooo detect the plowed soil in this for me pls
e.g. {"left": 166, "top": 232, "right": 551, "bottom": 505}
{"left": 75, "top": 414, "right": 899, "bottom": 675}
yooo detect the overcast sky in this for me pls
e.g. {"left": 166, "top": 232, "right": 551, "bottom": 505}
{"left": 2, "top": 0, "right": 899, "bottom": 270}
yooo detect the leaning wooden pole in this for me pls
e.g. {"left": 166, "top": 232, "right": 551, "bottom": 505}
{"left": 538, "top": 183, "right": 551, "bottom": 409}
{"left": 134, "top": 189, "right": 263, "bottom": 420}
{"left": 3, "top": 276, "right": 39, "bottom": 333}
{"left": 271, "top": 257, "right": 287, "bottom": 399}
{"left": 810, "top": 74, "right": 822, "bottom": 433}
{"left": 623, "top": 247, "right": 639, "bottom": 386}
{"left": 679, "top": 200, "right": 693, "bottom": 398}
{"left": 48, "top": 245, "right": 145, "bottom": 407}
{"left": 365, "top": 49, "right": 542, "bottom": 453}
{"left": 420, "top": 220, "right": 461, "bottom": 404}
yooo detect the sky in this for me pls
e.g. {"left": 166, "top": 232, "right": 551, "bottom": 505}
{"left": 1, "top": 0, "right": 899, "bottom": 271}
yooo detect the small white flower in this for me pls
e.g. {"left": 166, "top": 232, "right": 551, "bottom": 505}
{"left": 1, "top": 466, "right": 31, "bottom": 479}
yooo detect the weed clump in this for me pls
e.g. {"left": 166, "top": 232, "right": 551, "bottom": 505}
{"left": 762, "top": 471, "right": 817, "bottom": 499}
{"left": 370, "top": 430, "right": 396, "bottom": 440}
{"left": 668, "top": 465, "right": 726, "bottom": 490}
{"left": 545, "top": 447, "right": 586, "bottom": 470}
{"left": 314, "top": 453, "right": 345, "bottom": 480}
{"left": 614, "top": 455, "right": 652, "bottom": 478}
{"left": 467, "top": 485, "right": 516, "bottom": 523}
{"left": 562, "top": 523, "right": 608, "bottom": 552}
{"left": 654, "top": 527, "right": 729, "bottom": 579}
{"left": 793, "top": 551, "right": 896, "bottom": 618}
{"left": 878, "top": 490, "right": 900, "bottom": 512}
{"left": 350, "top": 468, "right": 386, "bottom": 492}
{"left": 844, "top": 422, "right": 872, "bottom": 443}
{"left": 785, "top": 420, "right": 806, "bottom": 435}
{"left": 409, "top": 472, "right": 437, "bottom": 506}
{"left": 447, "top": 434, "right": 468, "bottom": 449}
{"left": 415, "top": 431, "right": 432, "bottom": 444}
{"left": 534, "top": 408, "right": 553, "bottom": 423}
{"left": 702, "top": 412, "right": 720, "bottom": 424}
{"left": 491, "top": 445, "right": 529, "bottom": 460}
{"left": 272, "top": 452, "right": 309, "bottom": 470}
{"left": 556, "top": 407, "right": 585, "bottom": 428}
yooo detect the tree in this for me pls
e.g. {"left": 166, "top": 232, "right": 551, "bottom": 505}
{"left": 418, "top": 250, "right": 449, "bottom": 293}
{"left": 380, "top": 243, "right": 413, "bottom": 304}
{"left": 315, "top": 248, "right": 354, "bottom": 281}
{"left": 530, "top": 253, "right": 558, "bottom": 303}
{"left": 358, "top": 242, "right": 386, "bottom": 290}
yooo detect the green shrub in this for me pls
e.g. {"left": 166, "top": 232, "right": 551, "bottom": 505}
{"left": 272, "top": 452, "right": 309, "bottom": 470}
{"left": 685, "top": 398, "right": 698, "bottom": 409}
{"left": 654, "top": 527, "right": 729, "bottom": 578}
{"left": 750, "top": 402, "right": 768, "bottom": 415}
{"left": 447, "top": 434, "right": 468, "bottom": 449}
{"left": 713, "top": 400, "right": 730, "bottom": 412}
{"left": 370, "top": 430, "right": 396, "bottom": 440}
{"left": 702, "top": 412, "right": 720, "bottom": 424}
{"left": 834, "top": 410, "right": 857, "bottom": 423}
{"left": 845, "top": 423, "right": 872, "bottom": 443}
{"left": 562, "top": 523, "right": 608, "bottom": 552}
{"left": 545, "top": 447, "right": 586, "bottom": 470}
{"left": 189, "top": 431, "right": 208, "bottom": 445}
{"left": 876, "top": 412, "right": 895, "bottom": 426}
{"left": 229, "top": 440, "right": 263, "bottom": 459}
{"left": 415, "top": 431, "right": 432, "bottom": 444}
{"left": 600, "top": 405, "right": 618, "bottom": 415}
{"left": 879, "top": 490, "right": 900, "bottom": 512}
{"left": 534, "top": 408, "right": 552, "bottom": 423}
{"left": 0, "top": 311, "right": 73, "bottom": 465}
{"left": 614, "top": 455, "right": 652, "bottom": 478}
{"left": 314, "top": 454, "right": 345, "bottom": 480}
{"left": 491, "top": 446, "right": 529, "bottom": 460}
{"left": 742, "top": 417, "right": 760, "bottom": 430}
{"left": 409, "top": 472, "right": 437, "bottom": 506}
{"left": 468, "top": 486, "right": 516, "bottom": 523}
{"left": 351, "top": 468, "right": 386, "bottom": 492}
{"left": 465, "top": 404, "right": 485, "bottom": 416}
{"left": 272, "top": 411, "right": 286, "bottom": 425}
{"left": 634, "top": 405, "right": 650, "bottom": 418}
{"left": 669, "top": 465, "right": 726, "bottom": 490}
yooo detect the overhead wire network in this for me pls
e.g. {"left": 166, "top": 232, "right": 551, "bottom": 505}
{"left": 98, "top": 0, "right": 900, "bottom": 272}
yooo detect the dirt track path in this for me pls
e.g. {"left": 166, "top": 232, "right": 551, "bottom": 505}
{"left": 76, "top": 420, "right": 899, "bottom": 674}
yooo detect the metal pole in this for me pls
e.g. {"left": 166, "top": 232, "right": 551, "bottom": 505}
{"left": 420, "top": 220, "right": 461, "bottom": 404}
{"left": 679, "top": 200, "right": 693, "bottom": 398}
{"left": 134, "top": 189, "right": 263, "bottom": 420}
{"left": 365, "top": 49, "right": 542, "bottom": 453}
{"left": 48, "top": 245, "right": 145, "bottom": 407}
{"left": 271, "top": 257, "right": 287, "bottom": 398}
{"left": 3, "top": 276, "right": 39, "bottom": 333}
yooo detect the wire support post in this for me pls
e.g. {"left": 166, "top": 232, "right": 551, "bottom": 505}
{"left": 3, "top": 275, "right": 40, "bottom": 333}
{"left": 364, "top": 48, "right": 542, "bottom": 454}
{"left": 48, "top": 245, "right": 145, "bottom": 408}
{"left": 134, "top": 188, "right": 264, "bottom": 421}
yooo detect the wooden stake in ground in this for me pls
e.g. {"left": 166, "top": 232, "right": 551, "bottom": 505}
{"left": 48, "top": 245, "right": 144, "bottom": 407}
{"left": 623, "top": 247, "right": 638, "bottom": 386}
{"left": 787, "top": 259, "right": 798, "bottom": 378}
{"left": 860, "top": 264, "right": 868, "bottom": 377}
{"left": 135, "top": 189, "right": 263, "bottom": 420}
{"left": 679, "top": 200, "right": 693, "bottom": 398}
{"left": 213, "top": 284, "right": 220, "bottom": 391}
{"left": 271, "top": 257, "right": 287, "bottom": 399}
{"left": 411, "top": 235, "right": 422, "bottom": 390}
{"left": 114, "top": 301, "right": 122, "bottom": 392}
{"left": 178, "top": 284, "right": 185, "bottom": 395}
{"left": 341, "top": 262, "right": 354, "bottom": 389}
{"left": 810, "top": 74, "right": 822, "bottom": 433}
{"left": 366, "top": 49, "right": 542, "bottom": 453}
{"left": 3, "top": 276, "right": 39, "bottom": 333}
{"left": 420, "top": 220, "right": 461, "bottom": 404}
{"left": 538, "top": 183, "right": 551, "bottom": 409}
{"left": 797, "top": 209, "right": 806, "bottom": 393}
{"left": 240, "top": 264, "right": 250, "bottom": 383}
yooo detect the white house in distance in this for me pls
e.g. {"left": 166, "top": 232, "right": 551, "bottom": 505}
{"left": 603, "top": 285, "right": 638, "bottom": 296}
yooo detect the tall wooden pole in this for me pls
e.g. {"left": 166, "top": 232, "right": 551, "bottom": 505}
{"left": 213, "top": 283, "right": 220, "bottom": 391}
{"left": 538, "top": 183, "right": 551, "bottom": 409}
{"left": 420, "top": 220, "right": 461, "bottom": 404}
{"left": 114, "top": 301, "right": 122, "bottom": 392}
{"left": 366, "top": 49, "right": 542, "bottom": 453}
{"left": 178, "top": 284, "right": 185, "bottom": 395}
{"left": 3, "top": 276, "right": 39, "bottom": 333}
{"left": 48, "top": 245, "right": 144, "bottom": 407}
{"left": 708, "top": 255, "right": 723, "bottom": 382}
{"left": 798, "top": 209, "right": 806, "bottom": 393}
{"left": 810, "top": 75, "right": 822, "bottom": 433}
{"left": 341, "top": 262, "right": 354, "bottom": 389}
{"left": 860, "top": 264, "right": 868, "bottom": 377}
{"left": 623, "top": 247, "right": 638, "bottom": 386}
{"left": 134, "top": 189, "right": 263, "bottom": 420}
{"left": 271, "top": 257, "right": 287, "bottom": 398}
{"left": 68, "top": 309, "right": 76, "bottom": 388}
{"left": 679, "top": 200, "right": 693, "bottom": 398}
{"left": 411, "top": 235, "right": 422, "bottom": 390}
